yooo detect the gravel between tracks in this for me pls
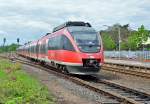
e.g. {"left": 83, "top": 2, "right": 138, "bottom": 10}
{"left": 22, "top": 64, "right": 119, "bottom": 104}
{"left": 98, "top": 69, "right": 150, "bottom": 94}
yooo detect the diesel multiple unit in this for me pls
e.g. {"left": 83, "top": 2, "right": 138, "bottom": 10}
{"left": 17, "top": 21, "right": 104, "bottom": 75}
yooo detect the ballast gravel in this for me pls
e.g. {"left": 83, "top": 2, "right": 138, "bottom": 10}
{"left": 99, "top": 70, "right": 150, "bottom": 94}
{"left": 22, "top": 64, "right": 119, "bottom": 104}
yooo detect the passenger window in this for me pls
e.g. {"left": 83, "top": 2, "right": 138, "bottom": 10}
{"left": 48, "top": 38, "right": 55, "bottom": 50}
{"left": 48, "top": 36, "right": 61, "bottom": 50}
{"left": 62, "top": 35, "right": 75, "bottom": 51}
{"left": 55, "top": 36, "right": 61, "bottom": 49}
{"left": 48, "top": 35, "right": 75, "bottom": 51}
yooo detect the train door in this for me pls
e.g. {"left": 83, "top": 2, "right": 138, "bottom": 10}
{"left": 55, "top": 35, "right": 62, "bottom": 61}
{"left": 45, "top": 39, "right": 49, "bottom": 61}
{"left": 29, "top": 44, "right": 31, "bottom": 58}
{"left": 36, "top": 40, "right": 39, "bottom": 60}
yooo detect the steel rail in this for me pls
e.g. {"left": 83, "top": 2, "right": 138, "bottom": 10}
{"left": 90, "top": 76, "right": 150, "bottom": 104}
{"left": 102, "top": 64, "right": 150, "bottom": 79}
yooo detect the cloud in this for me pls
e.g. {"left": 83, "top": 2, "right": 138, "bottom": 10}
{"left": 0, "top": 30, "right": 7, "bottom": 34}
{"left": 0, "top": 0, "right": 150, "bottom": 44}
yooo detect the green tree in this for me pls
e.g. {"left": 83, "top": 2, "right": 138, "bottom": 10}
{"left": 127, "top": 33, "right": 138, "bottom": 50}
{"left": 127, "top": 25, "right": 150, "bottom": 50}
{"left": 120, "top": 41, "right": 128, "bottom": 50}
{"left": 136, "top": 25, "right": 149, "bottom": 48}
{"left": 0, "top": 43, "right": 19, "bottom": 53}
{"left": 101, "top": 34, "right": 116, "bottom": 50}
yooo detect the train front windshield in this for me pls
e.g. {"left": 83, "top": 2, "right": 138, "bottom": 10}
{"left": 72, "top": 31, "right": 101, "bottom": 53}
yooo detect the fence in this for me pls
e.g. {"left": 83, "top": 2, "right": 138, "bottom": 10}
{"left": 104, "top": 51, "right": 150, "bottom": 62}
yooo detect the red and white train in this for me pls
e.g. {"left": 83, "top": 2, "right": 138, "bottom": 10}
{"left": 17, "top": 21, "right": 104, "bottom": 75}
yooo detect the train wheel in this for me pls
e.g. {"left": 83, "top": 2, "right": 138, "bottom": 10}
{"left": 41, "top": 61, "right": 45, "bottom": 65}
{"left": 62, "top": 66, "right": 69, "bottom": 74}
{"left": 56, "top": 64, "right": 61, "bottom": 71}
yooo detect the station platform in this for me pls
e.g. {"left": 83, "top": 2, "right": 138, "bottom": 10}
{"left": 104, "top": 58, "right": 150, "bottom": 68}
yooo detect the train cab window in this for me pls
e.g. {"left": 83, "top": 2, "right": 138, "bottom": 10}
{"left": 62, "top": 35, "right": 75, "bottom": 51}
{"left": 71, "top": 31, "right": 101, "bottom": 53}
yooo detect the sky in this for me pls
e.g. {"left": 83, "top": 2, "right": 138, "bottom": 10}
{"left": 0, "top": 0, "right": 150, "bottom": 45}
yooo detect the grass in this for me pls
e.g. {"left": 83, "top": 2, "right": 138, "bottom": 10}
{"left": 0, "top": 59, "right": 56, "bottom": 104}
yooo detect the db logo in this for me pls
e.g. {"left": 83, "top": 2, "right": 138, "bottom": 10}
{"left": 87, "top": 54, "right": 94, "bottom": 58}
{"left": 89, "top": 55, "right": 94, "bottom": 58}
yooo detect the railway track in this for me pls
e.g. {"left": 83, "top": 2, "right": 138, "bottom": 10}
{"left": 1, "top": 55, "right": 150, "bottom": 104}
{"left": 1, "top": 53, "right": 150, "bottom": 79}
{"left": 87, "top": 76, "right": 150, "bottom": 104}
{"left": 102, "top": 63, "right": 150, "bottom": 79}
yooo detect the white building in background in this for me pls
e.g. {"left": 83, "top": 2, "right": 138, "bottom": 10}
{"left": 143, "top": 37, "right": 150, "bottom": 45}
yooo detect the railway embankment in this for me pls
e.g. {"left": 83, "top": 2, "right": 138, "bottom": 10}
{"left": 0, "top": 58, "right": 56, "bottom": 104}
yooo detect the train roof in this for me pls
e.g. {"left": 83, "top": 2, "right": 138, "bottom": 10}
{"left": 67, "top": 26, "right": 96, "bottom": 33}
{"left": 52, "top": 21, "right": 91, "bottom": 33}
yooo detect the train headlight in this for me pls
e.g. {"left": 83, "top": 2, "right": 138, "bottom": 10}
{"left": 78, "top": 46, "right": 82, "bottom": 49}
{"left": 97, "top": 47, "right": 100, "bottom": 49}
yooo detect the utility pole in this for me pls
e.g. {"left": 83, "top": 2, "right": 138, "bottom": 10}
{"left": 17, "top": 38, "right": 20, "bottom": 46}
{"left": 118, "top": 27, "right": 121, "bottom": 60}
{"left": 103, "top": 25, "right": 121, "bottom": 59}
{"left": 3, "top": 38, "right": 6, "bottom": 52}
{"left": 142, "top": 33, "right": 144, "bottom": 62}
{"left": 3, "top": 38, "right": 6, "bottom": 47}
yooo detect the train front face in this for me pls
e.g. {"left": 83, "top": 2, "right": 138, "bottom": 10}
{"left": 66, "top": 27, "right": 104, "bottom": 75}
